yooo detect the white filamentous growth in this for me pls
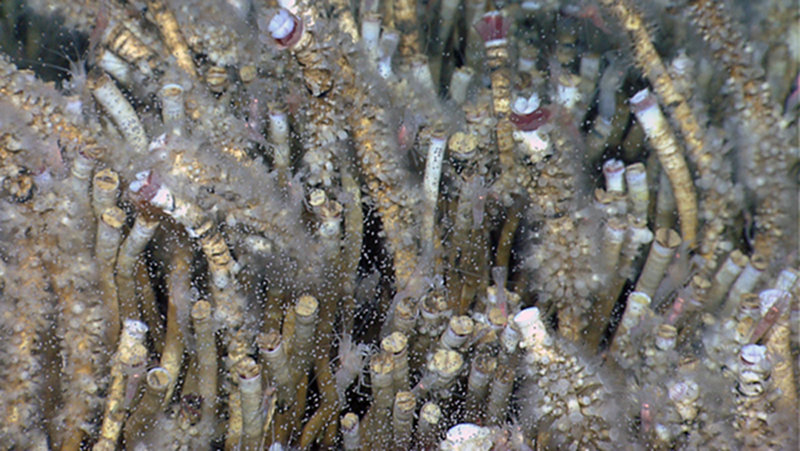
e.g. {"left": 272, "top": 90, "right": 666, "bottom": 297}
{"left": 449, "top": 67, "right": 474, "bottom": 105}
{"left": 557, "top": 75, "right": 581, "bottom": 111}
{"left": 361, "top": 14, "right": 381, "bottom": 60}
{"left": 438, "top": 0, "right": 461, "bottom": 43}
{"left": 513, "top": 307, "right": 548, "bottom": 350}
{"left": 268, "top": 108, "right": 291, "bottom": 171}
{"left": 580, "top": 53, "right": 601, "bottom": 82}
{"left": 377, "top": 31, "right": 399, "bottom": 79}
{"left": 121, "top": 319, "right": 149, "bottom": 345}
{"left": 598, "top": 57, "right": 624, "bottom": 120}
{"left": 411, "top": 58, "right": 436, "bottom": 93}
{"left": 92, "top": 75, "right": 148, "bottom": 154}
{"left": 440, "top": 423, "right": 493, "bottom": 451}
{"left": 621, "top": 292, "right": 652, "bottom": 330}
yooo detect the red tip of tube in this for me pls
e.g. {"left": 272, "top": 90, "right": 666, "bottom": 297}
{"left": 629, "top": 89, "right": 657, "bottom": 113}
{"left": 510, "top": 107, "right": 550, "bottom": 131}
{"left": 129, "top": 171, "right": 161, "bottom": 206}
{"left": 475, "top": 12, "right": 509, "bottom": 43}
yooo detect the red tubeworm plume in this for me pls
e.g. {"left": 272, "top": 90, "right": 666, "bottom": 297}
{"left": 128, "top": 170, "right": 164, "bottom": 210}
{"left": 474, "top": 11, "right": 510, "bottom": 43}
{"left": 510, "top": 107, "right": 551, "bottom": 132}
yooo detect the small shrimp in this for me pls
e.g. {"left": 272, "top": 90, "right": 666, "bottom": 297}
{"left": 640, "top": 402, "right": 653, "bottom": 434}
{"left": 561, "top": 2, "right": 611, "bottom": 34}
{"left": 333, "top": 332, "right": 373, "bottom": 402}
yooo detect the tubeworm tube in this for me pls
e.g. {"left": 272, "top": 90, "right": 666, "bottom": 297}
{"left": 392, "top": 391, "right": 415, "bottom": 450}
{"left": 258, "top": 331, "right": 293, "bottom": 408}
{"left": 774, "top": 269, "right": 798, "bottom": 292}
{"left": 290, "top": 295, "right": 319, "bottom": 380}
{"left": 94, "top": 320, "right": 148, "bottom": 451}
{"left": 625, "top": 162, "right": 649, "bottom": 221}
{"left": 364, "top": 352, "right": 394, "bottom": 447}
{"left": 631, "top": 88, "right": 697, "bottom": 244}
{"left": 147, "top": 0, "right": 198, "bottom": 77}
{"left": 635, "top": 228, "right": 682, "bottom": 297}
{"left": 611, "top": 292, "right": 654, "bottom": 368}
{"left": 599, "top": 217, "right": 627, "bottom": 280}
{"left": 191, "top": 301, "right": 218, "bottom": 426}
{"left": 429, "top": 348, "right": 464, "bottom": 396}
{"left": 654, "top": 169, "right": 676, "bottom": 230}
{"left": 603, "top": 159, "right": 626, "bottom": 194}
{"left": 476, "top": 11, "right": 514, "bottom": 176}
{"left": 96, "top": 48, "right": 132, "bottom": 85}
{"left": 160, "top": 246, "right": 191, "bottom": 403}
{"left": 341, "top": 412, "right": 360, "bottom": 451}
{"left": 410, "top": 54, "right": 435, "bottom": 93}
{"left": 382, "top": 331, "right": 410, "bottom": 392}
{"left": 465, "top": 353, "right": 497, "bottom": 423}
{"left": 440, "top": 316, "right": 474, "bottom": 350}
{"left": 96, "top": 206, "right": 125, "bottom": 344}
{"left": 124, "top": 367, "right": 170, "bottom": 446}
{"left": 158, "top": 83, "right": 185, "bottom": 135}
{"left": 116, "top": 214, "right": 159, "bottom": 323}
{"left": 706, "top": 250, "right": 748, "bottom": 309}
{"left": 91, "top": 168, "right": 120, "bottom": 219}
{"left": 421, "top": 128, "right": 448, "bottom": 257}
{"left": 237, "top": 357, "right": 264, "bottom": 450}
{"left": 91, "top": 74, "right": 148, "bottom": 154}
{"left": 388, "top": 296, "right": 418, "bottom": 337}
{"left": 68, "top": 149, "right": 95, "bottom": 215}
{"left": 487, "top": 365, "right": 514, "bottom": 425}
{"left": 377, "top": 30, "right": 400, "bottom": 79}
{"left": 416, "top": 402, "right": 443, "bottom": 449}
{"left": 499, "top": 321, "right": 521, "bottom": 364}
{"left": 722, "top": 254, "right": 767, "bottom": 319}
